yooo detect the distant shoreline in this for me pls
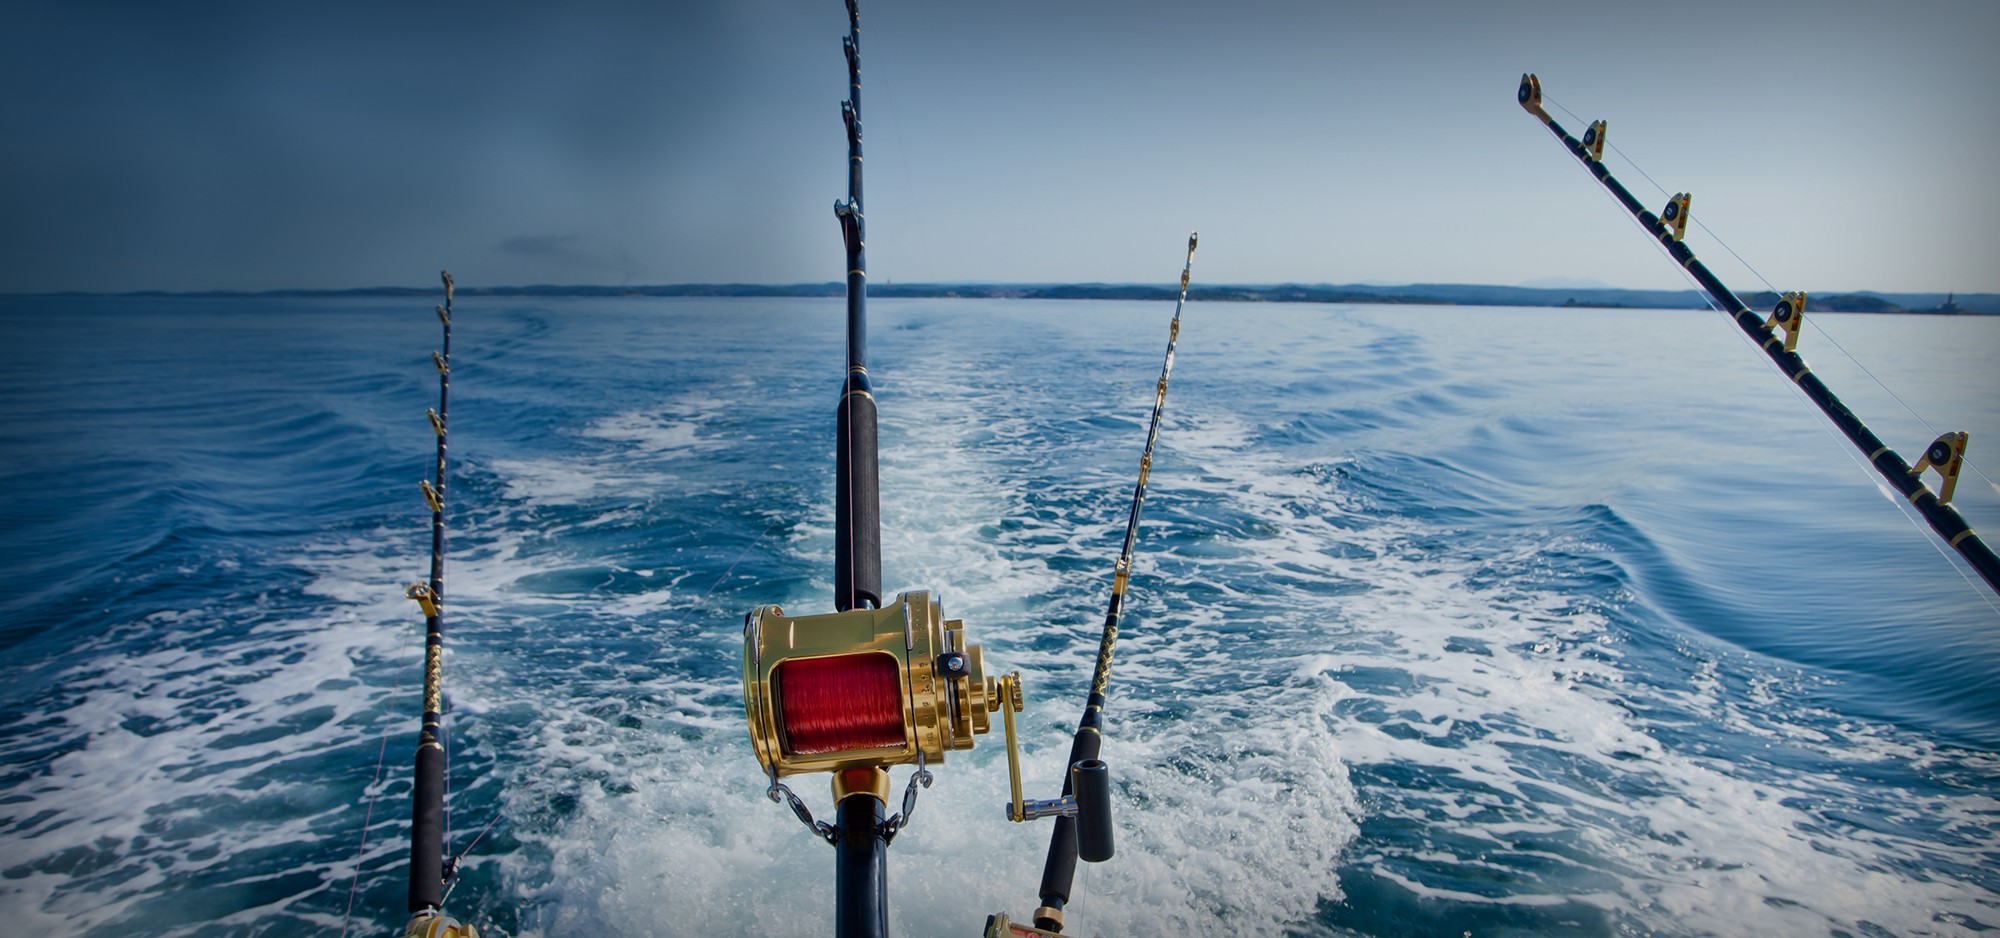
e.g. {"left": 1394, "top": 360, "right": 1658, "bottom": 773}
{"left": 10, "top": 282, "right": 1994, "bottom": 315}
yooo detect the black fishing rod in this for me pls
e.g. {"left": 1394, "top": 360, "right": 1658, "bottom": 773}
{"left": 835, "top": 0, "right": 881, "bottom": 618}
{"left": 1027, "top": 233, "right": 1199, "bottom": 935}
{"left": 830, "top": 1, "right": 890, "bottom": 933}
{"left": 1516, "top": 74, "right": 1998, "bottom": 596}
{"left": 403, "top": 272, "right": 477, "bottom": 938}
{"left": 743, "top": 11, "right": 1182, "bottom": 938}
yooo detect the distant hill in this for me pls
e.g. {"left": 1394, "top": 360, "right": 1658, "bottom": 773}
{"left": 34, "top": 282, "right": 2000, "bottom": 314}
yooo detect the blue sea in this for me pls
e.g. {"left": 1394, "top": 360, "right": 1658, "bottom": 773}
{"left": 1, "top": 294, "right": 1996, "bottom": 937}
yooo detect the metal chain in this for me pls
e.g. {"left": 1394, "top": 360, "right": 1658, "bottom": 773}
{"left": 767, "top": 768, "right": 837, "bottom": 845}
{"left": 880, "top": 752, "right": 932, "bottom": 843}
{"left": 764, "top": 752, "right": 934, "bottom": 846}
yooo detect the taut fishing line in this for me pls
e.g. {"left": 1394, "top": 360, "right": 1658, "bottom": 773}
{"left": 341, "top": 638, "right": 419, "bottom": 938}
{"left": 1520, "top": 73, "right": 1999, "bottom": 595}
{"left": 1546, "top": 93, "right": 1999, "bottom": 497}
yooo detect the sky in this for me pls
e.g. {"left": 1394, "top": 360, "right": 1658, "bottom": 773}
{"left": 2, "top": 0, "right": 1996, "bottom": 295}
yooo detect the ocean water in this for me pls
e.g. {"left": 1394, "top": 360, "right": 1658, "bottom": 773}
{"left": 0, "top": 294, "right": 1995, "bottom": 938}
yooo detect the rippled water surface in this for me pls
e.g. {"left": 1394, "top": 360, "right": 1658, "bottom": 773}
{"left": 0, "top": 295, "right": 1996, "bottom": 936}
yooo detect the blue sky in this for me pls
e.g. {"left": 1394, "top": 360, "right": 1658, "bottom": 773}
{"left": 3, "top": 0, "right": 1995, "bottom": 294}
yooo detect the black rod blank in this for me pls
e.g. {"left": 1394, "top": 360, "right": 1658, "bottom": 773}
{"left": 1036, "top": 234, "right": 1198, "bottom": 932}
{"left": 834, "top": 0, "right": 881, "bottom": 614}
{"left": 407, "top": 271, "right": 454, "bottom": 915}
{"left": 831, "top": 4, "right": 890, "bottom": 938}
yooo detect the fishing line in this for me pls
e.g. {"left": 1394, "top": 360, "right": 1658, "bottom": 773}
{"left": 453, "top": 802, "right": 505, "bottom": 866}
{"left": 1797, "top": 390, "right": 2000, "bottom": 619}
{"left": 1801, "top": 316, "right": 2000, "bottom": 495}
{"left": 1548, "top": 95, "right": 1781, "bottom": 295}
{"left": 1630, "top": 215, "right": 2000, "bottom": 617}
{"left": 341, "top": 639, "right": 420, "bottom": 938}
{"left": 1550, "top": 90, "right": 2000, "bottom": 521}
{"left": 638, "top": 515, "right": 780, "bottom": 665}
{"left": 1524, "top": 75, "right": 1998, "bottom": 595}
{"left": 1033, "top": 232, "right": 1198, "bottom": 932}
{"left": 862, "top": 19, "right": 937, "bottom": 284}
{"left": 1576, "top": 105, "right": 1993, "bottom": 493}
{"left": 439, "top": 807, "right": 507, "bottom": 909}
{"left": 442, "top": 704, "right": 453, "bottom": 867}
{"left": 777, "top": 654, "right": 906, "bottom": 753}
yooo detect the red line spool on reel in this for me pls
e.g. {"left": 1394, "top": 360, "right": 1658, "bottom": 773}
{"left": 776, "top": 654, "right": 906, "bottom": 755}
{"left": 743, "top": 590, "right": 1004, "bottom": 778}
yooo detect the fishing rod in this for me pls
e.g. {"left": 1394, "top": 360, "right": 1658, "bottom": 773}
{"left": 835, "top": 0, "right": 881, "bottom": 617}
{"left": 740, "top": 8, "right": 1188, "bottom": 935}
{"left": 742, "top": 4, "right": 998, "bottom": 936}
{"left": 1007, "top": 232, "right": 1199, "bottom": 937}
{"left": 403, "top": 271, "right": 479, "bottom": 938}
{"left": 1516, "top": 74, "right": 1999, "bottom": 597}
{"left": 827, "top": 0, "right": 891, "bottom": 929}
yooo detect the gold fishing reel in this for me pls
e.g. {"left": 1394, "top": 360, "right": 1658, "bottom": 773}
{"left": 743, "top": 590, "right": 1015, "bottom": 778}
{"left": 741, "top": 591, "right": 1111, "bottom": 850}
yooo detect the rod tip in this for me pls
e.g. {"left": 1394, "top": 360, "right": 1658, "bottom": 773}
{"left": 1188, "top": 231, "right": 1198, "bottom": 251}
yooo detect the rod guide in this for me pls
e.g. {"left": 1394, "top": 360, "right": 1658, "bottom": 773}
{"left": 1582, "top": 120, "right": 1607, "bottom": 162}
{"left": 1912, "top": 431, "right": 1969, "bottom": 505}
{"left": 1517, "top": 73, "right": 1547, "bottom": 119}
{"left": 1514, "top": 70, "right": 2000, "bottom": 596}
{"left": 405, "top": 583, "right": 439, "bottom": 618}
{"left": 1660, "top": 193, "right": 1691, "bottom": 241}
{"left": 1765, "top": 291, "right": 1808, "bottom": 352}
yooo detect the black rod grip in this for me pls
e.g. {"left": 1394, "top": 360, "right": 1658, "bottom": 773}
{"left": 407, "top": 743, "right": 445, "bottom": 913}
{"left": 834, "top": 384, "right": 882, "bottom": 611}
{"left": 1072, "top": 759, "right": 1114, "bottom": 863}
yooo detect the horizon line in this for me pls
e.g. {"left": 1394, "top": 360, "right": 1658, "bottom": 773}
{"left": 4, "top": 281, "right": 1992, "bottom": 300}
